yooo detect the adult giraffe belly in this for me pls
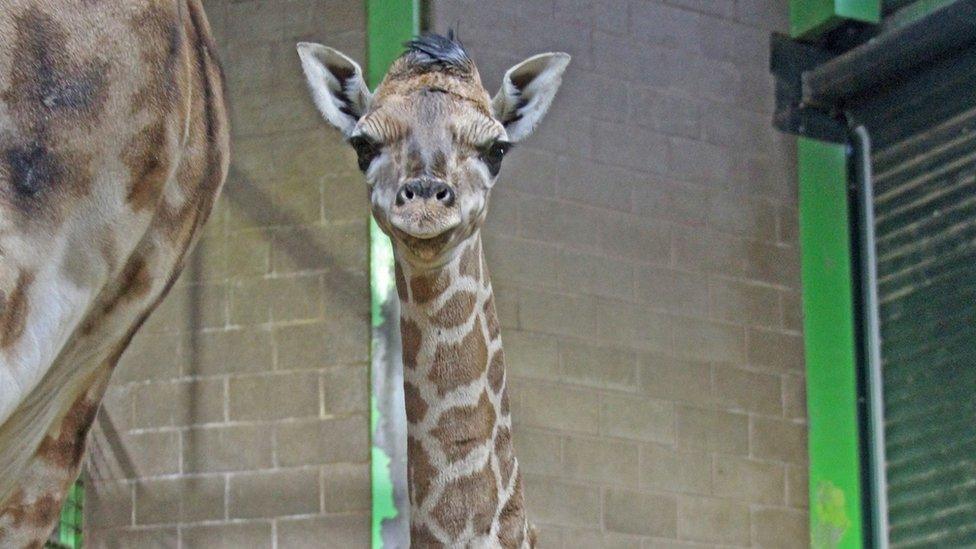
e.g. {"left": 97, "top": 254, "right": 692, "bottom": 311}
{"left": 0, "top": 0, "right": 228, "bottom": 542}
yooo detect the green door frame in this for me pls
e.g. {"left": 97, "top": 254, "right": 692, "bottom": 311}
{"left": 798, "top": 137, "right": 866, "bottom": 548}
{"left": 789, "top": 1, "right": 884, "bottom": 545}
{"left": 366, "top": 2, "right": 419, "bottom": 548}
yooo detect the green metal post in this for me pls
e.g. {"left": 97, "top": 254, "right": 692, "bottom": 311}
{"left": 798, "top": 137, "right": 865, "bottom": 549}
{"left": 789, "top": 0, "right": 884, "bottom": 545}
{"left": 790, "top": 0, "right": 880, "bottom": 38}
{"left": 366, "top": 1, "right": 419, "bottom": 548}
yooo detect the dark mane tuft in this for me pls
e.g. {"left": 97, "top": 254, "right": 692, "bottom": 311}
{"left": 401, "top": 29, "right": 472, "bottom": 74}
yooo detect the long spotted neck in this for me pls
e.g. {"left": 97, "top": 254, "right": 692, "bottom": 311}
{"left": 394, "top": 232, "right": 533, "bottom": 548}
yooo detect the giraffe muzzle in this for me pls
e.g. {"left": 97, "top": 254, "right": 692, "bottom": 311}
{"left": 395, "top": 178, "right": 455, "bottom": 208}
{"left": 390, "top": 178, "right": 461, "bottom": 239}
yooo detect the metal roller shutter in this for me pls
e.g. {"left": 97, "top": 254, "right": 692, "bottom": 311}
{"left": 866, "top": 46, "right": 976, "bottom": 546}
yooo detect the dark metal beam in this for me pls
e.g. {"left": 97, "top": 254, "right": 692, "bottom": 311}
{"left": 770, "top": 33, "right": 848, "bottom": 142}
{"left": 803, "top": 0, "right": 976, "bottom": 108}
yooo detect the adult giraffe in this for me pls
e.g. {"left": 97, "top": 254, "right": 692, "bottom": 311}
{"left": 299, "top": 33, "right": 569, "bottom": 547}
{"left": 0, "top": 0, "right": 228, "bottom": 545}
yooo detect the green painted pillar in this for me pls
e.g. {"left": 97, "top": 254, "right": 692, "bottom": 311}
{"left": 366, "top": 2, "right": 419, "bottom": 548}
{"left": 798, "top": 137, "right": 865, "bottom": 549}
{"left": 788, "top": 2, "right": 882, "bottom": 545}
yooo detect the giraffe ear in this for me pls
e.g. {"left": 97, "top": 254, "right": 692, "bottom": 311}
{"left": 492, "top": 52, "right": 571, "bottom": 143}
{"left": 297, "top": 42, "right": 372, "bottom": 137}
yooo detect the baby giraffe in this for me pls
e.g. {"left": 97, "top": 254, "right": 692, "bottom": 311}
{"left": 298, "top": 33, "right": 569, "bottom": 547}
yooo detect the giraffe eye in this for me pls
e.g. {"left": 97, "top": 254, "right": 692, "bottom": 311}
{"left": 480, "top": 140, "right": 512, "bottom": 177}
{"left": 349, "top": 135, "right": 380, "bottom": 172}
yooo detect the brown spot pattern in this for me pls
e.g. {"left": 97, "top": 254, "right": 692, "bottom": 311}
{"left": 431, "top": 391, "right": 496, "bottom": 462}
{"left": 1, "top": 489, "right": 27, "bottom": 527}
{"left": 410, "top": 270, "right": 449, "bottom": 304}
{"left": 401, "top": 318, "right": 422, "bottom": 370}
{"left": 36, "top": 393, "right": 99, "bottom": 469}
{"left": 487, "top": 349, "right": 505, "bottom": 394}
{"left": 458, "top": 242, "right": 480, "bottom": 281}
{"left": 116, "top": 254, "right": 153, "bottom": 301}
{"left": 431, "top": 291, "right": 476, "bottom": 328}
{"left": 128, "top": 3, "right": 183, "bottom": 114}
{"left": 433, "top": 461, "right": 498, "bottom": 539}
{"left": 407, "top": 435, "right": 436, "bottom": 508}
{"left": 395, "top": 261, "right": 408, "bottom": 302}
{"left": 4, "top": 9, "right": 109, "bottom": 127}
{"left": 2, "top": 7, "right": 108, "bottom": 211}
{"left": 494, "top": 427, "right": 515, "bottom": 487}
{"left": 0, "top": 490, "right": 62, "bottom": 539}
{"left": 81, "top": 253, "right": 153, "bottom": 336}
{"left": 123, "top": 121, "right": 172, "bottom": 211}
{"left": 410, "top": 523, "right": 442, "bottom": 548}
{"left": 497, "top": 476, "right": 528, "bottom": 549}
{"left": 404, "top": 381, "right": 427, "bottom": 424}
{"left": 25, "top": 495, "right": 58, "bottom": 530}
{"left": 0, "top": 271, "right": 34, "bottom": 348}
{"left": 429, "top": 321, "right": 487, "bottom": 395}
{"left": 483, "top": 296, "right": 501, "bottom": 340}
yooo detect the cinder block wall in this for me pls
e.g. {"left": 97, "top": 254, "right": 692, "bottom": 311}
{"left": 84, "top": 1, "right": 372, "bottom": 546}
{"left": 429, "top": 1, "right": 809, "bottom": 547}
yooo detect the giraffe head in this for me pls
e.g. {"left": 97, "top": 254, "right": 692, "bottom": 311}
{"left": 298, "top": 32, "right": 569, "bottom": 265}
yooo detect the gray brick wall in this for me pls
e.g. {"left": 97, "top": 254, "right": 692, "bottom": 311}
{"left": 83, "top": 1, "right": 371, "bottom": 546}
{"left": 430, "top": 1, "right": 807, "bottom": 547}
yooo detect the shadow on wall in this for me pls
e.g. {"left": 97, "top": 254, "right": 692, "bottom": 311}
{"left": 85, "top": 164, "right": 368, "bottom": 543}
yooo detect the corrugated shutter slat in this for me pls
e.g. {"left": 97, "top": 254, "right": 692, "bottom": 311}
{"left": 873, "top": 85, "right": 976, "bottom": 548}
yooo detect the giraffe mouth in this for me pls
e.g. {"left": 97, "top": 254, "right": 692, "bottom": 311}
{"left": 389, "top": 208, "right": 461, "bottom": 240}
{"left": 395, "top": 229, "right": 454, "bottom": 255}
{"left": 388, "top": 209, "right": 462, "bottom": 261}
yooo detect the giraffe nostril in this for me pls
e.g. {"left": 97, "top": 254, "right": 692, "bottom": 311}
{"left": 432, "top": 183, "right": 455, "bottom": 206}
{"left": 397, "top": 180, "right": 426, "bottom": 206}
{"left": 396, "top": 184, "right": 414, "bottom": 206}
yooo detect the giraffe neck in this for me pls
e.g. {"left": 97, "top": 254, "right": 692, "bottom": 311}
{"left": 394, "top": 232, "right": 532, "bottom": 548}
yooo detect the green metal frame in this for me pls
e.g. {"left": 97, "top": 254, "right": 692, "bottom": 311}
{"left": 790, "top": 1, "right": 882, "bottom": 546}
{"left": 366, "top": 1, "right": 419, "bottom": 548}
{"left": 790, "top": 0, "right": 881, "bottom": 38}
{"left": 798, "top": 137, "right": 865, "bottom": 548}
